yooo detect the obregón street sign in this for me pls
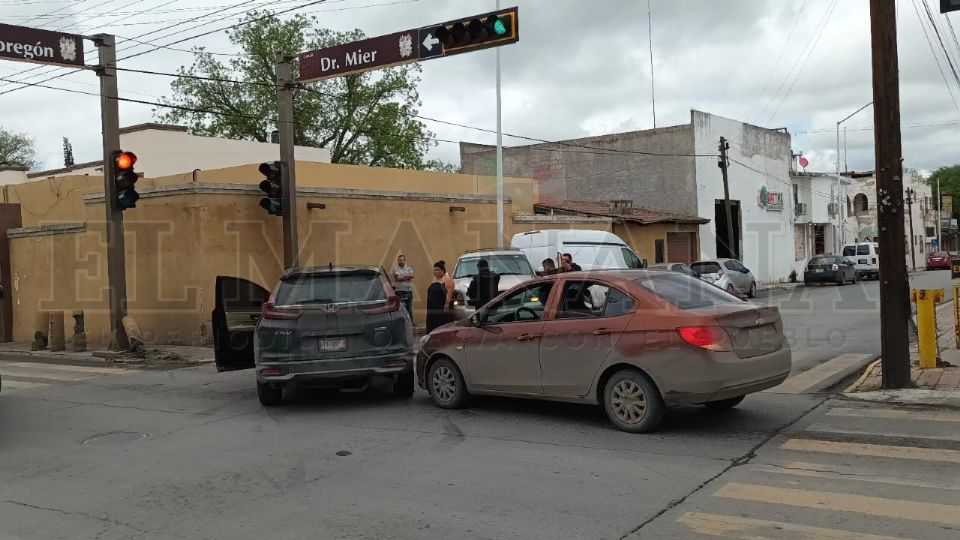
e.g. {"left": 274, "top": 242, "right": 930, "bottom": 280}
{"left": 298, "top": 7, "right": 519, "bottom": 83}
{"left": 0, "top": 23, "right": 85, "bottom": 68}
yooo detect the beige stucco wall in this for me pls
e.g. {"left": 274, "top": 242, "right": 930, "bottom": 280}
{"left": 9, "top": 187, "right": 509, "bottom": 346}
{"left": 615, "top": 222, "right": 701, "bottom": 264}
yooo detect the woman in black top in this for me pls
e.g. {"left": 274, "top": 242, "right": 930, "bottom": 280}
{"left": 425, "top": 260, "right": 455, "bottom": 332}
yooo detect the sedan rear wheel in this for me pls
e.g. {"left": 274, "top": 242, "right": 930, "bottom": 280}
{"left": 428, "top": 358, "right": 468, "bottom": 409}
{"left": 603, "top": 369, "right": 664, "bottom": 433}
{"left": 748, "top": 282, "right": 757, "bottom": 298}
{"left": 726, "top": 284, "right": 736, "bottom": 295}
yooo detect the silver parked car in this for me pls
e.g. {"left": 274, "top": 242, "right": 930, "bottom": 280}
{"left": 691, "top": 258, "right": 757, "bottom": 298}
{"left": 451, "top": 248, "right": 537, "bottom": 320}
{"left": 212, "top": 267, "right": 414, "bottom": 406}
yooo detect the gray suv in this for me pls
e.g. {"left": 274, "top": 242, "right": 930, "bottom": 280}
{"left": 212, "top": 267, "right": 414, "bottom": 406}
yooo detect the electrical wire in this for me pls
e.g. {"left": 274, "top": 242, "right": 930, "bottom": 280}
{"left": 920, "top": 0, "right": 960, "bottom": 94}
{"left": 911, "top": 0, "right": 960, "bottom": 114}
{"left": 746, "top": 0, "right": 808, "bottom": 124}
{"left": 729, "top": 157, "right": 836, "bottom": 200}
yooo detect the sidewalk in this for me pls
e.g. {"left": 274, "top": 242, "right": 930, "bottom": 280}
{"left": 0, "top": 341, "right": 214, "bottom": 367}
{"left": 846, "top": 298, "right": 960, "bottom": 406}
{"left": 758, "top": 281, "right": 804, "bottom": 294}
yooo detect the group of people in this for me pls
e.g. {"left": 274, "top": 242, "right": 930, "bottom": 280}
{"left": 391, "top": 252, "right": 584, "bottom": 333}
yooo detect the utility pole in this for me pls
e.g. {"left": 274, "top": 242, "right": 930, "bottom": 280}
{"left": 906, "top": 187, "right": 916, "bottom": 271}
{"left": 937, "top": 176, "right": 942, "bottom": 249}
{"left": 495, "top": 0, "right": 504, "bottom": 248}
{"left": 94, "top": 34, "right": 129, "bottom": 350}
{"left": 276, "top": 55, "right": 299, "bottom": 269}
{"left": 870, "top": 0, "right": 911, "bottom": 389}
{"left": 718, "top": 137, "right": 737, "bottom": 261}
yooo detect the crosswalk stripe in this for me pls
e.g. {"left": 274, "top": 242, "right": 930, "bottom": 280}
{"left": 6, "top": 362, "right": 130, "bottom": 375}
{"left": 754, "top": 461, "right": 960, "bottom": 492}
{"left": 781, "top": 438, "right": 960, "bottom": 464}
{"left": 828, "top": 406, "right": 960, "bottom": 423}
{"left": 805, "top": 422, "right": 960, "bottom": 443}
{"left": 0, "top": 366, "right": 97, "bottom": 382}
{"left": 677, "top": 511, "right": 909, "bottom": 540}
{"left": 714, "top": 482, "right": 960, "bottom": 526}
{"left": 2, "top": 379, "right": 47, "bottom": 389}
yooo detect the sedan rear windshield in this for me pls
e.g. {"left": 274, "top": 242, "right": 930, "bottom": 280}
{"left": 809, "top": 256, "right": 837, "bottom": 265}
{"left": 275, "top": 273, "right": 386, "bottom": 305}
{"left": 691, "top": 262, "right": 721, "bottom": 275}
{"left": 454, "top": 254, "right": 534, "bottom": 278}
{"left": 637, "top": 273, "right": 740, "bottom": 309}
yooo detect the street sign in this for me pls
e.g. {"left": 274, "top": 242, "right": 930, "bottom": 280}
{"left": 0, "top": 23, "right": 85, "bottom": 68}
{"left": 298, "top": 7, "right": 519, "bottom": 83}
{"left": 942, "top": 0, "right": 960, "bottom": 13}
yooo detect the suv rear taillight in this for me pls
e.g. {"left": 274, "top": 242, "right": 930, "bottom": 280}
{"left": 360, "top": 295, "right": 400, "bottom": 315}
{"left": 678, "top": 326, "right": 732, "bottom": 352}
{"left": 261, "top": 301, "right": 302, "bottom": 320}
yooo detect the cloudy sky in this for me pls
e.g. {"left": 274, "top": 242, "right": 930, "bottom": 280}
{"left": 2, "top": 0, "right": 959, "bottom": 174}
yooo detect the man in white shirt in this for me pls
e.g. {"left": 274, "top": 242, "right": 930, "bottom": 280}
{"left": 393, "top": 255, "right": 414, "bottom": 320}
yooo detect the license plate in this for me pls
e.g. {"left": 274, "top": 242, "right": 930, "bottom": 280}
{"left": 815, "top": 268, "right": 823, "bottom": 273}
{"left": 320, "top": 338, "right": 346, "bottom": 352}
{"left": 858, "top": 259, "right": 867, "bottom": 264}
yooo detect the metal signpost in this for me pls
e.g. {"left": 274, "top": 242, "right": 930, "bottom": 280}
{"left": 0, "top": 23, "right": 129, "bottom": 348}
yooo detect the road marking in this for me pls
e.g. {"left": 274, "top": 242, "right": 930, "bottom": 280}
{"left": 6, "top": 362, "right": 130, "bottom": 375}
{"left": 782, "top": 438, "right": 960, "bottom": 463}
{"left": 754, "top": 461, "right": 960, "bottom": 491}
{"left": 714, "top": 482, "right": 960, "bottom": 526}
{"left": 677, "top": 511, "right": 909, "bottom": 540}
{"left": 806, "top": 422, "right": 960, "bottom": 442}
{"left": 828, "top": 406, "right": 960, "bottom": 423}
{"left": 770, "top": 353, "right": 874, "bottom": 394}
{"left": 0, "top": 366, "right": 97, "bottom": 381}
{"left": 1, "top": 379, "right": 47, "bottom": 389}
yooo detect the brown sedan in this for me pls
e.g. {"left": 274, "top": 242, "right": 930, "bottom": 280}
{"left": 416, "top": 270, "right": 791, "bottom": 433}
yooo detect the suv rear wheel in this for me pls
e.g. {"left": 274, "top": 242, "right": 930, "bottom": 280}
{"left": 602, "top": 369, "right": 664, "bottom": 433}
{"left": 257, "top": 381, "right": 283, "bottom": 406}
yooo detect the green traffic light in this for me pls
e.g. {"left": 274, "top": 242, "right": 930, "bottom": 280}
{"left": 493, "top": 19, "right": 507, "bottom": 36}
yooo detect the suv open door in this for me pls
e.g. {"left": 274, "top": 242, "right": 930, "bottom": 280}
{"left": 212, "top": 276, "right": 271, "bottom": 372}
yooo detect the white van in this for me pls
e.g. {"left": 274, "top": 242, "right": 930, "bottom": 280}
{"left": 841, "top": 242, "right": 880, "bottom": 280}
{"left": 510, "top": 230, "right": 644, "bottom": 272}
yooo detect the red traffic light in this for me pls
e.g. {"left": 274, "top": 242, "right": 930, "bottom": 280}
{"left": 115, "top": 151, "right": 137, "bottom": 171}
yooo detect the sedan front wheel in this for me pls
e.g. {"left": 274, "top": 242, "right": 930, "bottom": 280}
{"left": 428, "top": 358, "right": 468, "bottom": 409}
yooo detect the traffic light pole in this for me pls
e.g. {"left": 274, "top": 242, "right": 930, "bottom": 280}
{"left": 870, "top": 0, "right": 911, "bottom": 389}
{"left": 94, "top": 34, "right": 129, "bottom": 350}
{"left": 276, "top": 55, "right": 299, "bottom": 269}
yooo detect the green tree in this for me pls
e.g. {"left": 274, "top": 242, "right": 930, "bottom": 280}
{"left": 929, "top": 164, "right": 960, "bottom": 212}
{"left": 0, "top": 126, "right": 36, "bottom": 169}
{"left": 156, "top": 11, "right": 435, "bottom": 169}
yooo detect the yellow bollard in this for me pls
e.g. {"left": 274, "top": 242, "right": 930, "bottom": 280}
{"left": 955, "top": 284, "right": 960, "bottom": 349}
{"left": 912, "top": 288, "right": 944, "bottom": 369}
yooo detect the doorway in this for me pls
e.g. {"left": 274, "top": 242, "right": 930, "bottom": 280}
{"left": 814, "top": 225, "right": 826, "bottom": 255}
{"left": 714, "top": 200, "right": 742, "bottom": 259}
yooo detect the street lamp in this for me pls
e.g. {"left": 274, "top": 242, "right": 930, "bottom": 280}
{"left": 836, "top": 101, "right": 873, "bottom": 252}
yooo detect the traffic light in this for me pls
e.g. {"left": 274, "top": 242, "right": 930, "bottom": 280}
{"left": 112, "top": 150, "right": 139, "bottom": 210}
{"left": 430, "top": 7, "right": 519, "bottom": 57}
{"left": 258, "top": 161, "right": 283, "bottom": 216}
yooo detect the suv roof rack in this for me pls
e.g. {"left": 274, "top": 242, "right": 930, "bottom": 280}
{"left": 461, "top": 247, "right": 522, "bottom": 254}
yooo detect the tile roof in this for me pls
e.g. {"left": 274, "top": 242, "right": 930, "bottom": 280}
{"left": 534, "top": 200, "right": 709, "bottom": 225}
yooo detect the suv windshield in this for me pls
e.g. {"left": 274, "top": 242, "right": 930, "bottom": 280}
{"left": 275, "top": 272, "right": 386, "bottom": 305}
{"left": 691, "top": 261, "right": 722, "bottom": 275}
{"left": 637, "top": 274, "right": 740, "bottom": 309}
{"left": 454, "top": 254, "right": 534, "bottom": 278}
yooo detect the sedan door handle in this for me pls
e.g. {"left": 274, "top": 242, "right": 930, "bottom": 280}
{"left": 593, "top": 328, "right": 615, "bottom": 336}
{"left": 516, "top": 333, "right": 539, "bottom": 342}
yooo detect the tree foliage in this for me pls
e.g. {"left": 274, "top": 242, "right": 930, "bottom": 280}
{"left": 928, "top": 164, "right": 960, "bottom": 213}
{"left": 0, "top": 126, "right": 36, "bottom": 169}
{"left": 156, "top": 11, "right": 436, "bottom": 169}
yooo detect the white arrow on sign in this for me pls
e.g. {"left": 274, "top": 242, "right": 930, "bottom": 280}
{"left": 422, "top": 33, "right": 440, "bottom": 51}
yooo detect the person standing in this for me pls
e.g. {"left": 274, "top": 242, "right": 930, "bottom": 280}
{"left": 467, "top": 259, "right": 501, "bottom": 308}
{"left": 426, "top": 260, "right": 455, "bottom": 333}
{"left": 393, "top": 255, "right": 414, "bottom": 320}
{"left": 540, "top": 258, "right": 559, "bottom": 276}
{"left": 561, "top": 253, "right": 582, "bottom": 272}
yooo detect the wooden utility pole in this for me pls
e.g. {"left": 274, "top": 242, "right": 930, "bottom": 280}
{"left": 94, "top": 34, "right": 129, "bottom": 350}
{"left": 276, "top": 54, "right": 299, "bottom": 269}
{"left": 718, "top": 137, "right": 738, "bottom": 260}
{"left": 870, "top": 0, "right": 911, "bottom": 389}
{"left": 906, "top": 187, "right": 916, "bottom": 271}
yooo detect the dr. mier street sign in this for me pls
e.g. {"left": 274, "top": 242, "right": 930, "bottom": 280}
{"left": 299, "top": 7, "right": 519, "bottom": 83}
{"left": 0, "top": 23, "right": 85, "bottom": 68}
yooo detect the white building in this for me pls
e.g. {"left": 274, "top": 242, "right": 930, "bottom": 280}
{"left": 0, "top": 123, "right": 331, "bottom": 185}
{"left": 843, "top": 169, "right": 935, "bottom": 270}
{"left": 692, "top": 111, "right": 796, "bottom": 284}
{"left": 790, "top": 171, "right": 851, "bottom": 274}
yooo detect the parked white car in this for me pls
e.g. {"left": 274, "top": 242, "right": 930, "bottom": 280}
{"left": 510, "top": 229, "right": 644, "bottom": 272}
{"left": 451, "top": 249, "right": 537, "bottom": 320}
{"left": 691, "top": 258, "right": 757, "bottom": 298}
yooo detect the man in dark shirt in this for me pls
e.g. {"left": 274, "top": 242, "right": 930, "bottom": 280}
{"left": 561, "top": 253, "right": 582, "bottom": 272}
{"left": 540, "top": 258, "right": 559, "bottom": 276}
{"left": 467, "top": 259, "right": 501, "bottom": 308}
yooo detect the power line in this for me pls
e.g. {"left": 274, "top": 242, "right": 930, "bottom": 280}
{"left": 910, "top": 0, "right": 960, "bottom": 114}
{"left": 729, "top": 157, "right": 835, "bottom": 200}
{"left": 792, "top": 119, "right": 960, "bottom": 134}
{"left": 746, "top": 0, "right": 808, "bottom": 124}
{"left": 920, "top": 0, "right": 960, "bottom": 93}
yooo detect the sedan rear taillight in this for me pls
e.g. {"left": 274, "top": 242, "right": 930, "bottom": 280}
{"left": 360, "top": 295, "right": 400, "bottom": 315}
{"left": 261, "top": 301, "right": 302, "bottom": 320}
{"left": 678, "top": 326, "right": 732, "bottom": 352}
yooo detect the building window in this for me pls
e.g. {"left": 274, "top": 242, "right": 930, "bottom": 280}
{"left": 854, "top": 193, "right": 869, "bottom": 216}
{"left": 655, "top": 239, "right": 665, "bottom": 264}
{"left": 847, "top": 196, "right": 853, "bottom": 215}
{"left": 927, "top": 227, "right": 936, "bottom": 237}
{"left": 793, "top": 184, "right": 799, "bottom": 206}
